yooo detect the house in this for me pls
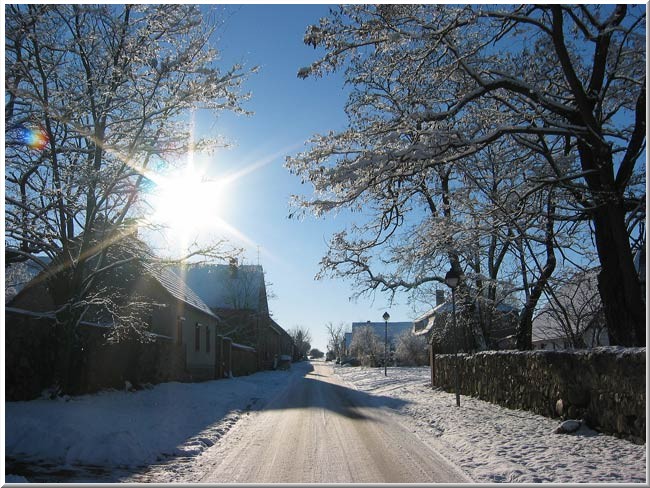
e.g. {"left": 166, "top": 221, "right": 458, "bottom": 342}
{"left": 6, "top": 256, "right": 222, "bottom": 380}
{"left": 531, "top": 270, "right": 609, "bottom": 351}
{"left": 173, "top": 261, "right": 293, "bottom": 370}
{"left": 267, "top": 318, "right": 295, "bottom": 367}
{"left": 413, "top": 289, "right": 518, "bottom": 353}
{"left": 137, "top": 263, "right": 221, "bottom": 379}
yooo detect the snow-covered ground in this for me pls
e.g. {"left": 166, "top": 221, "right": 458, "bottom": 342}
{"left": 4, "top": 362, "right": 647, "bottom": 483}
{"left": 334, "top": 365, "right": 647, "bottom": 483}
{"left": 5, "top": 367, "right": 301, "bottom": 482}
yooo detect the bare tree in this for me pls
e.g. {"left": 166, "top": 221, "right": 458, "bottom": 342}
{"left": 288, "top": 325, "right": 312, "bottom": 360}
{"left": 5, "top": 5, "right": 253, "bottom": 392}
{"left": 539, "top": 270, "right": 606, "bottom": 349}
{"left": 290, "top": 4, "right": 645, "bottom": 346}
{"left": 309, "top": 348, "right": 324, "bottom": 359}
{"left": 349, "top": 325, "right": 383, "bottom": 367}
{"left": 325, "top": 321, "right": 346, "bottom": 360}
{"left": 395, "top": 331, "right": 428, "bottom": 366}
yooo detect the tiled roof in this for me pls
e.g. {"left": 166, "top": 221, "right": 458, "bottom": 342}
{"left": 142, "top": 262, "right": 219, "bottom": 320}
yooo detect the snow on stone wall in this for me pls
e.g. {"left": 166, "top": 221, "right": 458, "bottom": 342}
{"left": 432, "top": 347, "right": 645, "bottom": 443}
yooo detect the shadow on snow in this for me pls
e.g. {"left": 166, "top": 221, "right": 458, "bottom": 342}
{"left": 5, "top": 362, "right": 409, "bottom": 483}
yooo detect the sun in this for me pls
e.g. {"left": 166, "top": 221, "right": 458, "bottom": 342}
{"left": 141, "top": 152, "right": 270, "bottom": 254}
{"left": 147, "top": 164, "right": 227, "bottom": 236}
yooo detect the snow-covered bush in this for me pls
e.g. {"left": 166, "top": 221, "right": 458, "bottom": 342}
{"left": 395, "top": 332, "right": 428, "bottom": 366}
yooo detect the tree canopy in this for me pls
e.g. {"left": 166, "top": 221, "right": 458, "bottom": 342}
{"left": 288, "top": 4, "right": 645, "bottom": 347}
{"left": 5, "top": 4, "right": 254, "bottom": 391}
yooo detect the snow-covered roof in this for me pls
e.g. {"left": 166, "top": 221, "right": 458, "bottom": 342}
{"left": 413, "top": 299, "right": 518, "bottom": 336}
{"left": 5, "top": 258, "right": 51, "bottom": 304}
{"left": 171, "top": 263, "right": 266, "bottom": 312}
{"left": 143, "top": 263, "right": 219, "bottom": 320}
{"left": 231, "top": 343, "right": 256, "bottom": 352}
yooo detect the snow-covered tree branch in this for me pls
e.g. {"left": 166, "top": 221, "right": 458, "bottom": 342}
{"left": 5, "top": 4, "right": 254, "bottom": 392}
{"left": 288, "top": 4, "right": 645, "bottom": 347}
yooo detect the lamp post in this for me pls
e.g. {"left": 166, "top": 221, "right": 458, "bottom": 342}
{"left": 382, "top": 311, "right": 390, "bottom": 376}
{"left": 445, "top": 266, "right": 461, "bottom": 407}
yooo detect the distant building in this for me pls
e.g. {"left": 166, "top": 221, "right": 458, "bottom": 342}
{"left": 173, "top": 261, "right": 293, "bottom": 369}
{"left": 413, "top": 289, "right": 518, "bottom": 353}
{"left": 344, "top": 320, "right": 413, "bottom": 353}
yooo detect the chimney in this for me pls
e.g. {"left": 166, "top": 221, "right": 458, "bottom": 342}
{"left": 436, "top": 289, "right": 445, "bottom": 306}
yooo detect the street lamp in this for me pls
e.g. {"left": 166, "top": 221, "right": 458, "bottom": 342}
{"left": 382, "top": 311, "right": 390, "bottom": 376}
{"left": 445, "top": 266, "right": 461, "bottom": 407}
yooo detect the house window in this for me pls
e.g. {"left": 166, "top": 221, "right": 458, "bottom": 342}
{"left": 206, "top": 327, "right": 211, "bottom": 353}
{"left": 195, "top": 323, "right": 200, "bottom": 351}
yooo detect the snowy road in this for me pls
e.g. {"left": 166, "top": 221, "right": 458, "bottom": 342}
{"left": 6, "top": 360, "right": 645, "bottom": 483}
{"left": 195, "top": 361, "right": 470, "bottom": 483}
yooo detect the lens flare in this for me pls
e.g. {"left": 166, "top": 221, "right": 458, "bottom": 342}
{"left": 19, "top": 126, "right": 49, "bottom": 150}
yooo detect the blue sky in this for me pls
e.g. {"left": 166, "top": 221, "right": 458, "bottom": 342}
{"left": 147, "top": 4, "right": 421, "bottom": 352}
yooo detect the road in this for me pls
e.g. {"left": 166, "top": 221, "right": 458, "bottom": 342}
{"left": 197, "top": 361, "right": 471, "bottom": 483}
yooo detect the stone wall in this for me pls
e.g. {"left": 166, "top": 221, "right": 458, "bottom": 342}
{"left": 432, "top": 348, "right": 645, "bottom": 443}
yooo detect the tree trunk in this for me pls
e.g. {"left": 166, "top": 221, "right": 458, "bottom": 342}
{"left": 53, "top": 307, "right": 81, "bottom": 395}
{"left": 592, "top": 203, "right": 644, "bottom": 346}
{"left": 48, "top": 257, "right": 85, "bottom": 395}
{"left": 576, "top": 135, "right": 644, "bottom": 346}
{"left": 517, "top": 197, "right": 556, "bottom": 350}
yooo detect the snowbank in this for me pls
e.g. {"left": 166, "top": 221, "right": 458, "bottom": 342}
{"left": 333, "top": 365, "right": 646, "bottom": 483}
{"left": 5, "top": 366, "right": 301, "bottom": 472}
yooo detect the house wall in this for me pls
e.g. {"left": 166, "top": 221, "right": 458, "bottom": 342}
{"left": 266, "top": 329, "right": 280, "bottom": 362}
{"left": 5, "top": 310, "right": 187, "bottom": 400}
{"left": 180, "top": 309, "right": 219, "bottom": 380}
{"left": 214, "top": 308, "right": 262, "bottom": 368}
{"left": 80, "top": 329, "right": 187, "bottom": 392}
{"left": 432, "top": 348, "right": 645, "bottom": 443}
{"left": 279, "top": 332, "right": 294, "bottom": 358}
{"left": 131, "top": 277, "right": 219, "bottom": 380}
{"left": 258, "top": 320, "right": 294, "bottom": 369}
{"left": 5, "top": 311, "right": 56, "bottom": 400}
